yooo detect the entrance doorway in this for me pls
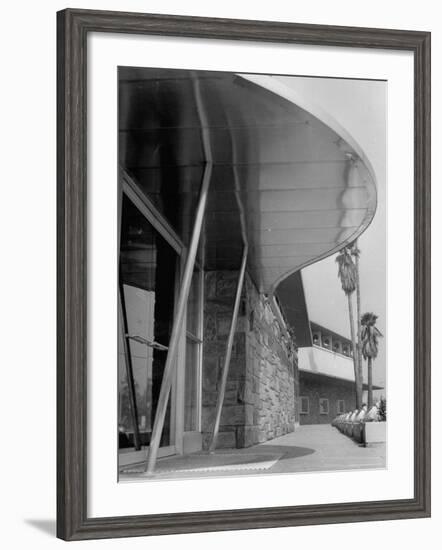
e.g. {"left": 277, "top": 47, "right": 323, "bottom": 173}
{"left": 118, "top": 177, "right": 204, "bottom": 468}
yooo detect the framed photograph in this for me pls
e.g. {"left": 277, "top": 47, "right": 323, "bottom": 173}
{"left": 57, "top": 8, "right": 431, "bottom": 541}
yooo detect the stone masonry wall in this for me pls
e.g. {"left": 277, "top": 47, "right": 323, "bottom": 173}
{"left": 202, "top": 270, "right": 297, "bottom": 449}
{"left": 243, "top": 275, "right": 297, "bottom": 445}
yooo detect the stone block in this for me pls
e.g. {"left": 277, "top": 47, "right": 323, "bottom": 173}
{"left": 236, "top": 316, "right": 247, "bottom": 333}
{"left": 236, "top": 380, "right": 245, "bottom": 403}
{"left": 220, "top": 405, "right": 245, "bottom": 426}
{"left": 216, "top": 431, "right": 237, "bottom": 449}
{"left": 205, "top": 272, "right": 217, "bottom": 299}
{"left": 205, "top": 299, "right": 234, "bottom": 313}
{"left": 224, "top": 388, "right": 238, "bottom": 405}
{"left": 204, "top": 313, "right": 217, "bottom": 341}
{"left": 204, "top": 341, "right": 227, "bottom": 357}
{"left": 201, "top": 406, "right": 215, "bottom": 432}
{"left": 237, "top": 380, "right": 254, "bottom": 405}
{"left": 228, "top": 358, "right": 246, "bottom": 378}
{"left": 236, "top": 426, "right": 258, "bottom": 448}
{"left": 202, "top": 430, "right": 236, "bottom": 450}
{"left": 216, "top": 272, "right": 237, "bottom": 297}
{"left": 202, "top": 359, "right": 219, "bottom": 392}
{"left": 202, "top": 390, "right": 218, "bottom": 406}
{"left": 233, "top": 333, "right": 246, "bottom": 357}
{"left": 245, "top": 404, "right": 254, "bottom": 426}
{"left": 216, "top": 313, "right": 232, "bottom": 336}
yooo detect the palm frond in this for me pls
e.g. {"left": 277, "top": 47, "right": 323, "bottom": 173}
{"left": 360, "top": 311, "right": 383, "bottom": 359}
{"left": 336, "top": 247, "right": 356, "bottom": 295}
{"left": 349, "top": 241, "right": 360, "bottom": 258}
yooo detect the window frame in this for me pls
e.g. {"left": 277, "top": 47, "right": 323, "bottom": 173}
{"left": 184, "top": 265, "right": 204, "bottom": 434}
{"left": 319, "top": 398, "right": 330, "bottom": 415}
{"left": 300, "top": 396, "right": 309, "bottom": 415}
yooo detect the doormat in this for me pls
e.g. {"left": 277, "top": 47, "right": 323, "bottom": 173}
{"left": 119, "top": 452, "right": 282, "bottom": 475}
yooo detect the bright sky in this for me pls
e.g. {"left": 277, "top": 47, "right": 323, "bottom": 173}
{"left": 276, "top": 75, "right": 387, "bottom": 389}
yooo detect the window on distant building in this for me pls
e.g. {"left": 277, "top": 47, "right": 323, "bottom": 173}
{"left": 319, "top": 398, "right": 329, "bottom": 415}
{"left": 300, "top": 396, "right": 309, "bottom": 414}
{"left": 312, "top": 331, "right": 321, "bottom": 346}
{"left": 322, "top": 336, "right": 331, "bottom": 349}
{"left": 337, "top": 400, "right": 345, "bottom": 414}
{"left": 333, "top": 340, "right": 342, "bottom": 354}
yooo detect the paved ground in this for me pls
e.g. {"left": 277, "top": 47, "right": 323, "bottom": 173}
{"left": 120, "top": 424, "right": 386, "bottom": 481}
{"left": 259, "top": 424, "right": 385, "bottom": 473}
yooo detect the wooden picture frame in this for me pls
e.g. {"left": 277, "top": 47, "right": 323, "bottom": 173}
{"left": 57, "top": 8, "right": 431, "bottom": 541}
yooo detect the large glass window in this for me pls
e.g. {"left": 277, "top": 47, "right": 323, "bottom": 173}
{"left": 118, "top": 194, "right": 178, "bottom": 449}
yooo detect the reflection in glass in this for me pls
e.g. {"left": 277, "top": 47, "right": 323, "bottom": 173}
{"left": 118, "top": 195, "right": 177, "bottom": 449}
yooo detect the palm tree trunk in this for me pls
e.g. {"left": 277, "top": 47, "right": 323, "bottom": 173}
{"left": 354, "top": 241, "right": 364, "bottom": 405}
{"left": 367, "top": 357, "right": 373, "bottom": 409}
{"left": 347, "top": 293, "right": 362, "bottom": 409}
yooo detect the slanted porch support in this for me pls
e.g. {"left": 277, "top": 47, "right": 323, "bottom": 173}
{"left": 146, "top": 77, "right": 212, "bottom": 474}
{"left": 209, "top": 244, "right": 248, "bottom": 453}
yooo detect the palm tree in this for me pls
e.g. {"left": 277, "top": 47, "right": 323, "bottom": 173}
{"left": 361, "top": 312, "right": 383, "bottom": 409}
{"left": 350, "top": 241, "right": 363, "bottom": 404}
{"left": 336, "top": 246, "right": 362, "bottom": 408}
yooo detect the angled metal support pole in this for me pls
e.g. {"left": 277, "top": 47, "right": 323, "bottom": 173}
{"left": 145, "top": 162, "right": 212, "bottom": 473}
{"left": 209, "top": 244, "right": 248, "bottom": 453}
{"left": 146, "top": 76, "right": 212, "bottom": 474}
{"left": 118, "top": 281, "right": 142, "bottom": 450}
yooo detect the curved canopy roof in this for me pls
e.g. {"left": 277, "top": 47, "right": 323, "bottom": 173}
{"left": 119, "top": 68, "right": 377, "bottom": 294}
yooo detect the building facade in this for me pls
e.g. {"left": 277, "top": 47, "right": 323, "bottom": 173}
{"left": 117, "top": 66, "right": 377, "bottom": 472}
{"left": 297, "top": 322, "right": 382, "bottom": 425}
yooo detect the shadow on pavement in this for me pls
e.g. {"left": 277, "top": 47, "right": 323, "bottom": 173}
{"left": 240, "top": 444, "right": 316, "bottom": 461}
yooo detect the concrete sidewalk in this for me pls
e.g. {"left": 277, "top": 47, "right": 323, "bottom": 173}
{"left": 259, "top": 424, "right": 386, "bottom": 473}
{"left": 120, "top": 424, "right": 386, "bottom": 481}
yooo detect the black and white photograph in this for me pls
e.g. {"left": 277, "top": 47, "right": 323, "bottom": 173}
{"left": 0, "top": 0, "right": 435, "bottom": 546}
{"left": 117, "top": 67, "right": 387, "bottom": 480}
